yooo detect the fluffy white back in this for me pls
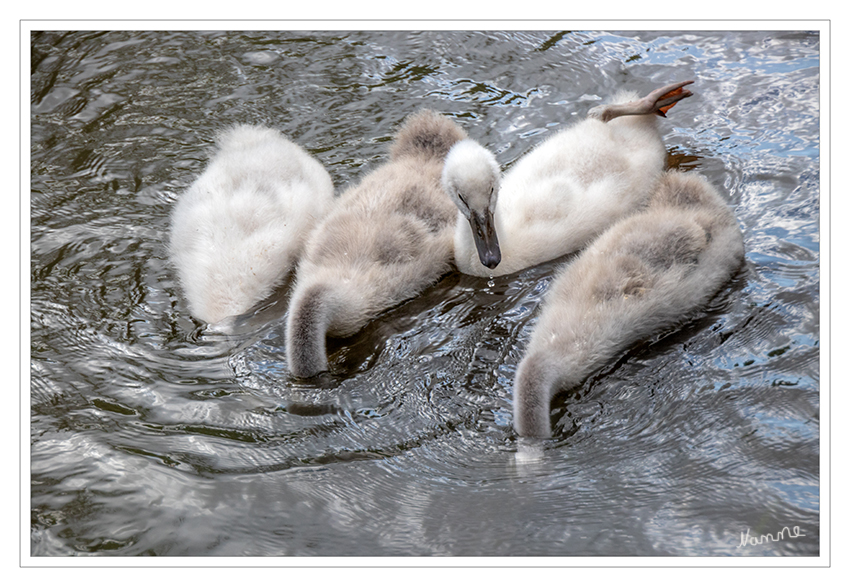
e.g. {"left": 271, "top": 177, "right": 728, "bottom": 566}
{"left": 169, "top": 125, "right": 334, "bottom": 325}
{"left": 454, "top": 92, "right": 666, "bottom": 277}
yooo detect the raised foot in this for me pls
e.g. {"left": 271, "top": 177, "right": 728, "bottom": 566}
{"left": 588, "top": 80, "right": 694, "bottom": 122}
{"left": 644, "top": 80, "right": 695, "bottom": 117}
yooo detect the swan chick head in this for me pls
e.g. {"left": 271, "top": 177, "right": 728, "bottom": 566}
{"left": 442, "top": 139, "right": 502, "bottom": 269}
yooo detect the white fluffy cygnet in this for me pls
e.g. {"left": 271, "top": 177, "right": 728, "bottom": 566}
{"left": 169, "top": 124, "right": 334, "bottom": 328}
{"left": 442, "top": 81, "right": 694, "bottom": 277}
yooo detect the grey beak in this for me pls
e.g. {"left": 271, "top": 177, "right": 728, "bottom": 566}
{"left": 468, "top": 209, "right": 501, "bottom": 270}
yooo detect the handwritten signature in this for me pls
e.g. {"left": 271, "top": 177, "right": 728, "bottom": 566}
{"left": 737, "top": 526, "right": 806, "bottom": 548}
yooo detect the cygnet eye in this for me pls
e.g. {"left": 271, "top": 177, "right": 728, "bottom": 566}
{"left": 457, "top": 191, "right": 468, "bottom": 207}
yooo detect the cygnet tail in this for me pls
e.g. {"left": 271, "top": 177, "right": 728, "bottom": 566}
{"left": 286, "top": 282, "right": 335, "bottom": 378}
{"left": 389, "top": 110, "right": 467, "bottom": 162}
{"left": 215, "top": 124, "right": 281, "bottom": 151}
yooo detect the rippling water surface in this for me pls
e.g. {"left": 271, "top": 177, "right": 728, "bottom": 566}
{"left": 29, "top": 29, "right": 820, "bottom": 557}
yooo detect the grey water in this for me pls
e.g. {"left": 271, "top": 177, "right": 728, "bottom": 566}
{"left": 29, "top": 30, "right": 820, "bottom": 557}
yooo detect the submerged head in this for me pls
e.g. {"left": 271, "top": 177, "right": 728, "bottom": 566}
{"left": 441, "top": 139, "right": 502, "bottom": 269}
{"left": 513, "top": 352, "right": 557, "bottom": 438}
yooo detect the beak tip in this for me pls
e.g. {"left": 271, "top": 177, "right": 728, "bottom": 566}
{"left": 482, "top": 253, "right": 501, "bottom": 270}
